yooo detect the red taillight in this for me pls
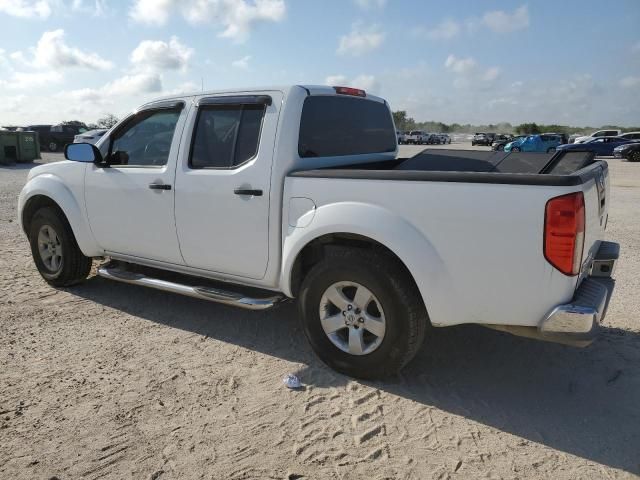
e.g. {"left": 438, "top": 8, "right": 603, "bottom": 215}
{"left": 544, "top": 192, "right": 585, "bottom": 276}
{"left": 333, "top": 86, "right": 366, "bottom": 97}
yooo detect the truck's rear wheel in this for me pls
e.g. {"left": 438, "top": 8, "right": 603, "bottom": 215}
{"left": 28, "top": 207, "right": 92, "bottom": 287}
{"left": 298, "top": 248, "right": 428, "bottom": 379}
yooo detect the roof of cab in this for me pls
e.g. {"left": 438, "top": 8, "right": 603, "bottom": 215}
{"left": 139, "top": 84, "right": 386, "bottom": 110}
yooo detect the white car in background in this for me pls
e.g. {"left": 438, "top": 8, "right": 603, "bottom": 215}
{"left": 74, "top": 129, "right": 108, "bottom": 145}
{"left": 572, "top": 129, "right": 622, "bottom": 144}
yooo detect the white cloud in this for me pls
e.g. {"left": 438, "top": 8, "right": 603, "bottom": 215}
{"left": 325, "top": 74, "right": 348, "bottom": 85}
{"left": 482, "top": 66, "right": 500, "bottom": 82}
{"left": 353, "top": 0, "right": 386, "bottom": 9}
{"left": 0, "top": 70, "right": 63, "bottom": 89}
{"left": 70, "top": 0, "right": 108, "bottom": 16}
{"left": 351, "top": 74, "right": 379, "bottom": 93}
{"left": 337, "top": 23, "right": 384, "bottom": 56}
{"left": 444, "top": 54, "right": 477, "bottom": 74}
{"left": 620, "top": 76, "right": 640, "bottom": 88}
{"left": 482, "top": 5, "right": 529, "bottom": 33}
{"left": 0, "top": 0, "right": 52, "bottom": 18}
{"left": 104, "top": 73, "right": 163, "bottom": 96}
{"left": 164, "top": 81, "right": 200, "bottom": 95}
{"left": 324, "top": 74, "right": 380, "bottom": 94}
{"left": 444, "top": 54, "right": 500, "bottom": 89}
{"left": 129, "top": 0, "right": 286, "bottom": 43}
{"left": 231, "top": 55, "right": 251, "bottom": 69}
{"left": 29, "top": 29, "right": 113, "bottom": 70}
{"left": 417, "top": 19, "right": 461, "bottom": 40}
{"left": 130, "top": 36, "right": 193, "bottom": 72}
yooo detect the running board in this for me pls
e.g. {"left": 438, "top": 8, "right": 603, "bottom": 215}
{"left": 96, "top": 265, "right": 283, "bottom": 310}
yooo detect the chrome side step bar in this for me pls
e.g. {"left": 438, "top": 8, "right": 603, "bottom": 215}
{"left": 96, "top": 265, "right": 284, "bottom": 310}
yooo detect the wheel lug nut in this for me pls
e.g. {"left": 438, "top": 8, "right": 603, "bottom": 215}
{"left": 358, "top": 318, "right": 364, "bottom": 323}
{"left": 347, "top": 305, "right": 353, "bottom": 311}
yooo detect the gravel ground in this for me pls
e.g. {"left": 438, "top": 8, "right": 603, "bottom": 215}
{"left": 1, "top": 147, "right": 639, "bottom": 479}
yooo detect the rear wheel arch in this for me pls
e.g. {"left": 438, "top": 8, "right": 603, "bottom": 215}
{"left": 289, "top": 233, "right": 424, "bottom": 306}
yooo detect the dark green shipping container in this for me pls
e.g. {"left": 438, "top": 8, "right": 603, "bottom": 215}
{"left": 0, "top": 131, "right": 41, "bottom": 165}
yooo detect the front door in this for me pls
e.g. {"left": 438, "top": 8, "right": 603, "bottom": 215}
{"left": 174, "top": 93, "right": 281, "bottom": 279}
{"left": 85, "top": 103, "right": 188, "bottom": 264}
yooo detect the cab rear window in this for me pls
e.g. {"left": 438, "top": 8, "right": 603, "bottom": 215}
{"left": 298, "top": 96, "right": 396, "bottom": 158}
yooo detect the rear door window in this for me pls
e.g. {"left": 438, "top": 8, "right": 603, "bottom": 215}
{"left": 190, "top": 104, "right": 265, "bottom": 169}
{"left": 298, "top": 96, "right": 396, "bottom": 158}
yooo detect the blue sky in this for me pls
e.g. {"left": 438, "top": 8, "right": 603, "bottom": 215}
{"left": 1, "top": 0, "right": 639, "bottom": 126}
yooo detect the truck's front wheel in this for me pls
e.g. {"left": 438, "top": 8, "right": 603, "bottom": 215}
{"left": 298, "top": 248, "right": 428, "bottom": 379}
{"left": 28, "top": 207, "right": 92, "bottom": 287}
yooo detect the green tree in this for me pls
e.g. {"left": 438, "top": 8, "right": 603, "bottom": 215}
{"left": 514, "top": 123, "right": 541, "bottom": 135}
{"left": 392, "top": 111, "right": 415, "bottom": 131}
{"left": 96, "top": 114, "right": 119, "bottom": 129}
{"left": 62, "top": 120, "right": 88, "bottom": 129}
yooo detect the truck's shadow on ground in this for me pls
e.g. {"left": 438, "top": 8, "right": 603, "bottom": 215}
{"left": 71, "top": 276, "right": 640, "bottom": 474}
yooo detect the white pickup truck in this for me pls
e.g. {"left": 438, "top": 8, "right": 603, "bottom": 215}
{"left": 19, "top": 85, "right": 619, "bottom": 379}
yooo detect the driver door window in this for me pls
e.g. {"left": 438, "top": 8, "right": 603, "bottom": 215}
{"left": 109, "top": 109, "right": 181, "bottom": 167}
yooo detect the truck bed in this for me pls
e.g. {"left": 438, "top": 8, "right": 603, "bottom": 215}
{"left": 290, "top": 149, "right": 605, "bottom": 186}
{"left": 284, "top": 148, "right": 609, "bottom": 330}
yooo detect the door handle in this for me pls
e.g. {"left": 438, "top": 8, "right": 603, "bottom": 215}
{"left": 234, "top": 188, "right": 263, "bottom": 196}
{"left": 149, "top": 183, "right": 172, "bottom": 190}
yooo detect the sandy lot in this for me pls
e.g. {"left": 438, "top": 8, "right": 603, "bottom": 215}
{"left": 1, "top": 146, "right": 639, "bottom": 479}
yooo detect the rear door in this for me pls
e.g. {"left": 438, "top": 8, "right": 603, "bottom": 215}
{"left": 174, "top": 92, "right": 282, "bottom": 279}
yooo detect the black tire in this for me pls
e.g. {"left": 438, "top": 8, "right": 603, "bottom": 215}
{"left": 28, "top": 207, "right": 92, "bottom": 287}
{"left": 547, "top": 147, "right": 556, "bottom": 153}
{"left": 298, "top": 248, "right": 428, "bottom": 379}
{"left": 630, "top": 151, "right": 640, "bottom": 162}
{"left": 497, "top": 144, "right": 504, "bottom": 151}
{"left": 48, "top": 141, "right": 59, "bottom": 152}
{"left": 471, "top": 142, "right": 476, "bottom": 146}
{"left": 512, "top": 146, "right": 521, "bottom": 152}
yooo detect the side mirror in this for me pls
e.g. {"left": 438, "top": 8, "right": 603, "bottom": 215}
{"left": 65, "top": 143, "right": 103, "bottom": 164}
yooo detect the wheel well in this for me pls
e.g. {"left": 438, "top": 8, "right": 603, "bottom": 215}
{"left": 22, "top": 195, "right": 65, "bottom": 235}
{"left": 290, "top": 233, "right": 419, "bottom": 299}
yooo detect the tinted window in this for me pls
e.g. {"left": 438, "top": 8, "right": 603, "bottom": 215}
{"left": 298, "top": 96, "right": 395, "bottom": 158}
{"left": 190, "top": 104, "right": 264, "bottom": 169}
{"left": 109, "top": 109, "right": 181, "bottom": 167}
{"left": 547, "top": 152, "right": 592, "bottom": 175}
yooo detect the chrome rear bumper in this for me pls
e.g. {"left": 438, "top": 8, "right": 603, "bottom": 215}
{"left": 539, "top": 241, "right": 619, "bottom": 346}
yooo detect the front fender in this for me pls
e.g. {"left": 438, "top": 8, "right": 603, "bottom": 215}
{"left": 280, "top": 201, "right": 454, "bottom": 326}
{"left": 19, "top": 172, "right": 102, "bottom": 257}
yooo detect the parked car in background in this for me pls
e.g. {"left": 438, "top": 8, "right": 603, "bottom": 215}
{"left": 397, "top": 131, "right": 409, "bottom": 144}
{"left": 619, "top": 131, "right": 640, "bottom": 141}
{"left": 18, "top": 84, "right": 618, "bottom": 378}
{"left": 24, "top": 124, "right": 88, "bottom": 152}
{"left": 544, "top": 132, "right": 569, "bottom": 144}
{"left": 472, "top": 133, "right": 492, "bottom": 146}
{"left": 437, "top": 133, "right": 451, "bottom": 144}
{"left": 557, "top": 136, "right": 636, "bottom": 157}
{"left": 492, "top": 135, "right": 525, "bottom": 151}
{"left": 504, "top": 134, "right": 563, "bottom": 153}
{"left": 406, "top": 130, "right": 433, "bottom": 145}
{"left": 573, "top": 129, "right": 622, "bottom": 144}
{"left": 614, "top": 142, "right": 640, "bottom": 162}
{"left": 74, "top": 129, "right": 108, "bottom": 145}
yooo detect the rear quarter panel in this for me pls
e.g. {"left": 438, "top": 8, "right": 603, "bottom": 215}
{"left": 283, "top": 176, "right": 585, "bottom": 328}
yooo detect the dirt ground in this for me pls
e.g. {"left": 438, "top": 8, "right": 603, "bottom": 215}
{"left": 1, "top": 148, "right": 639, "bottom": 480}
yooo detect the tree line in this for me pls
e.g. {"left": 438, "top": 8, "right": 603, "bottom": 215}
{"left": 392, "top": 111, "right": 640, "bottom": 136}
{"left": 62, "top": 114, "right": 120, "bottom": 130}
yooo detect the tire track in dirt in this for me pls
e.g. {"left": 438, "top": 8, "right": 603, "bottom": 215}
{"left": 347, "top": 382, "right": 390, "bottom": 463}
